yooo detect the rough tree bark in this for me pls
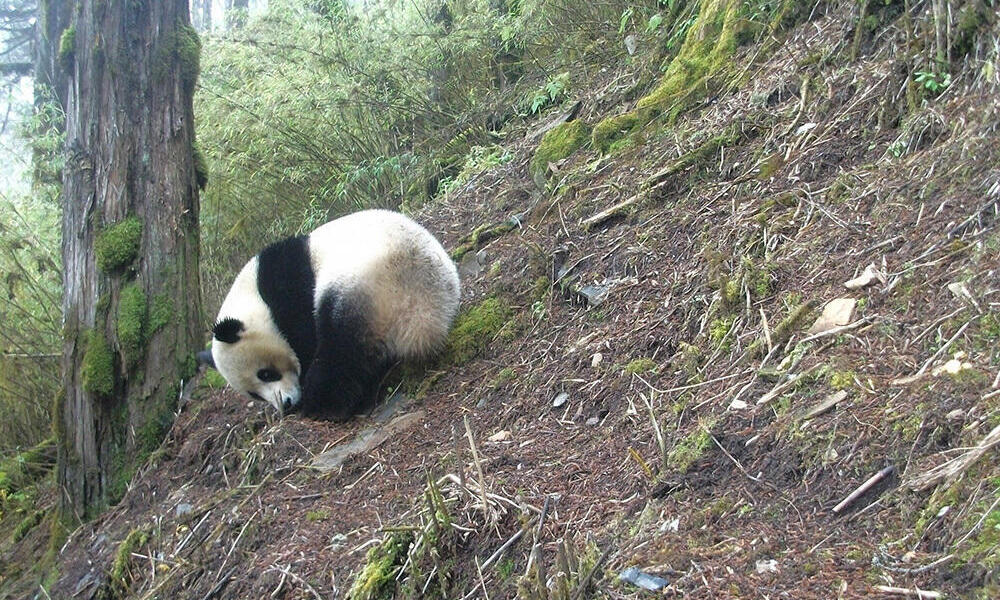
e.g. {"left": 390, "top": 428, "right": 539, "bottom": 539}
{"left": 58, "top": 0, "right": 203, "bottom": 520}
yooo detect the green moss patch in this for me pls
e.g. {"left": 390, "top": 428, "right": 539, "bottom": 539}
{"left": 200, "top": 369, "right": 227, "bottom": 390}
{"left": 347, "top": 531, "right": 414, "bottom": 600}
{"left": 116, "top": 284, "right": 147, "bottom": 367}
{"left": 82, "top": 330, "right": 114, "bottom": 397}
{"left": 148, "top": 293, "right": 174, "bottom": 336}
{"left": 668, "top": 421, "right": 715, "bottom": 473}
{"left": 59, "top": 26, "right": 76, "bottom": 71}
{"left": 624, "top": 358, "right": 657, "bottom": 376}
{"left": 594, "top": 0, "right": 785, "bottom": 152}
{"left": 155, "top": 24, "right": 201, "bottom": 91}
{"left": 530, "top": 120, "right": 590, "bottom": 177}
{"left": 593, "top": 112, "right": 641, "bottom": 153}
{"left": 95, "top": 217, "right": 142, "bottom": 273}
{"left": 106, "top": 528, "right": 150, "bottom": 599}
{"left": 446, "top": 297, "right": 512, "bottom": 365}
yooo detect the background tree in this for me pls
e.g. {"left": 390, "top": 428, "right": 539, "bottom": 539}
{"left": 58, "top": 0, "right": 203, "bottom": 520}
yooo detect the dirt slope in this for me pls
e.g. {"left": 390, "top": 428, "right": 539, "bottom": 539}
{"left": 4, "top": 3, "right": 999, "bottom": 599}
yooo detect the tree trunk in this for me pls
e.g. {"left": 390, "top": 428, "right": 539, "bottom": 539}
{"left": 227, "top": 0, "right": 249, "bottom": 29}
{"left": 58, "top": 0, "right": 203, "bottom": 521}
{"left": 33, "top": 0, "right": 72, "bottom": 186}
{"left": 202, "top": 0, "right": 212, "bottom": 33}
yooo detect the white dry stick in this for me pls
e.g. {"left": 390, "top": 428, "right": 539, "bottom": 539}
{"left": 833, "top": 466, "right": 894, "bottom": 514}
{"left": 872, "top": 585, "right": 942, "bottom": 599}
{"left": 464, "top": 415, "right": 492, "bottom": 523}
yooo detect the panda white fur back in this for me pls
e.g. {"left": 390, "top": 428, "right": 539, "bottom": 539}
{"left": 210, "top": 210, "right": 460, "bottom": 420}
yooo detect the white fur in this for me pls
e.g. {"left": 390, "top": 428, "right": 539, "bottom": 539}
{"left": 307, "top": 210, "right": 460, "bottom": 358}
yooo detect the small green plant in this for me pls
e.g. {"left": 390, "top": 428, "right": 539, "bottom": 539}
{"left": 528, "top": 73, "right": 569, "bottom": 114}
{"left": 647, "top": 12, "right": 665, "bottom": 32}
{"left": 619, "top": 7, "right": 635, "bottom": 34}
{"left": 914, "top": 70, "right": 951, "bottom": 93}
{"left": 306, "top": 509, "right": 330, "bottom": 522}
{"left": 888, "top": 140, "right": 906, "bottom": 158}
{"left": 531, "top": 300, "right": 547, "bottom": 322}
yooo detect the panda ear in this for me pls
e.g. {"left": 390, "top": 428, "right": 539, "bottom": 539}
{"left": 212, "top": 318, "right": 245, "bottom": 344}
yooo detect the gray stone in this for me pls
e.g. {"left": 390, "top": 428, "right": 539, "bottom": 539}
{"left": 619, "top": 567, "right": 668, "bottom": 591}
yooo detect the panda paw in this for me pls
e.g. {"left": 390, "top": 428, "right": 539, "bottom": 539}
{"left": 299, "top": 363, "right": 366, "bottom": 421}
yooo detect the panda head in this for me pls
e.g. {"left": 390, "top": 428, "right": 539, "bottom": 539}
{"left": 210, "top": 315, "right": 302, "bottom": 414}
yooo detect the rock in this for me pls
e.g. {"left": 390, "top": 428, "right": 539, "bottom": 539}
{"left": 807, "top": 298, "right": 856, "bottom": 334}
{"left": 729, "top": 399, "right": 748, "bottom": 410}
{"left": 844, "top": 263, "right": 886, "bottom": 290}
{"left": 795, "top": 122, "right": 817, "bottom": 135}
{"left": 931, "top": 352, "right": 973, "bottom": 377}
{"left": 755, "top": 558, "right": 779, "bottom": 574}
{"left": 312, "top": 410, "right": 425, "bottom": 472}
{"left": 658, "top": 517, "right": 680, "bottom": 533}
{"left": 487, "top": 430, "right": 512, "bottom": 442}
{"left": 947, "top": 281, "right": 981, "bottom": 310}
{"left": 619, "top": 566, "right": 669, "bottom": 591}
{"left": 578, "top": 283, "right": 611, "bottom": 306}
{"left": 591, "top": 352, "right": 603, "bottom": 368}
{"left": 624, "top": 34, "right": 637, "bottom": 55}
{"left": 552, "top": 392, "right": 569, "bottom": 408}
{"left": 585, "top": 416, "right": 600, "bottom": 426}
{"left": 175, "top": 503, "right": 193, "bottom": 517}
{"left": 458, "top": 251, "right": 483, "bottom": 279}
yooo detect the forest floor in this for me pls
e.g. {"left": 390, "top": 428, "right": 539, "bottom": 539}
{"left": 4, "top": 3, "right": 1000, "bottom": 599}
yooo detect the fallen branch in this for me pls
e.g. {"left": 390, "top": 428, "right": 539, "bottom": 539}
{"left": 872, "top": 585, "right": 942, "bottom": 599}
{"left": 908, "top": 423, "right": 1000, "bottom": 491}
{"left": 833, "top": 466, "right": 894, "bottom": 514}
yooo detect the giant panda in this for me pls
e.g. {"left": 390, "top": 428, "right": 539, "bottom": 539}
{"left": 203, "top": 209, "right": 460, "bottom": 421}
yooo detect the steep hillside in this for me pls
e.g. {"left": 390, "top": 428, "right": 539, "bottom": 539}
{"left": 4, "top": 2, "right": 999, "bottom": 599}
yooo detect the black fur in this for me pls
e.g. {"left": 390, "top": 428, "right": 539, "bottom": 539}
{"left": 296, "top": 289, "right": 393, "bottom": 421}
{"left": 196, "top": 349, "right": 215, "bottom": 368}
{"left": 257, "top": 236, "right": 318, "bottom": 375}
{"left": 212, "top": 318, "right": 244, "bottom": 344}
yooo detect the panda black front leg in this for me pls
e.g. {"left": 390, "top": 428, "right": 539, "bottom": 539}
{"left": 298, "top": 289, "right": 386, "bottom": 421}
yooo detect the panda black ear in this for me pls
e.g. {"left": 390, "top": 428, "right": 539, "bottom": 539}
{"left": 212, "top": 318, "right": 244, "bottom": 344}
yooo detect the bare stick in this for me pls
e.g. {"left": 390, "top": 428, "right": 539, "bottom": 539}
{"left": 833, "top": 466, "right": 894, "bottom": 514}
{"left": 475, "top": 557, "right": 491, "bottom": 600}
{"left": 464, "top": 415, "right": 491, "bottom": 522}
{"left": 480, "top": 518, "right": 535, "bottom": 571}
{"left": 872, "top": 585, "right": 942, "bottom": 599}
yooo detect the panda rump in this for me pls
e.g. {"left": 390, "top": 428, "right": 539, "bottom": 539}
{"left": 211, "top": 210, "right": 460, "bottom": 420}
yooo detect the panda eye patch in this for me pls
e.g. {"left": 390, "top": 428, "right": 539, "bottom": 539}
{"left": 256, "top": 368, "right": 281, "bottom": 382}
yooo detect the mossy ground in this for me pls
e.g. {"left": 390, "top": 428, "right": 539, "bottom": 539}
{"left": 346, "top": 532, "right": 413, "bottom": 600}
{"left": 530, "top": 120, "right": 590, "bottom": 177}
{"left": 445, "top": 296, "right": 512, "bottom": 365}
